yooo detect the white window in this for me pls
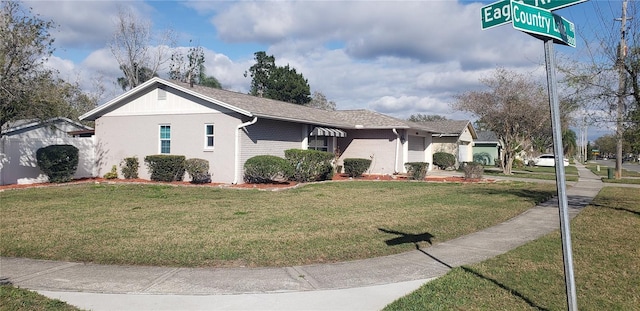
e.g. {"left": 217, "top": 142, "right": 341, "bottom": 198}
{"left": 205, "top": 124, "right": 214, "bottom": 149}
{"left": 160, "top": 125, "right": 171, "bottom": 154}
{"left": 308, "top": 136, "right": 328, "bottom": 152}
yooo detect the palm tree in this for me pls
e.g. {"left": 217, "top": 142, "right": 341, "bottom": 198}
{"left": 562, "top": 129, "right": 577, "bottom": 158}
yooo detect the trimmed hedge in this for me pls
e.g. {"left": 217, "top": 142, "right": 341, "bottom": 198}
{"left": 433, "top": 152, "right": 456, "bottom": 170}
{"left": 144, "top": 155, "right": 186, "bottom": 182}
{"left": 405, "top": 162, "right": 429, "bottom": 180}
{"left": 343, "top": 158, "right": 372, "bottom": 177}
{"left": 121, "top": 156, "right": 139, "bottom": 179}
{"left": 463, "top": 162, "right": 484, "bottom": 179}
{"left": 243, "top": 155, "right": 294, "bottom": 184}
{"left": 285, "top": 149, "right": 334, "bottom": 182}
{"left": 184, "top": 158, "right": 211, "bottom": 184}
{"left": 35, "top": 144, "right": 79, "bottom": 183}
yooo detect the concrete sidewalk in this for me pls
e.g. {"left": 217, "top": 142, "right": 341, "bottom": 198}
{"left": 1, "top": 164, "right": 604, "bottom": 311}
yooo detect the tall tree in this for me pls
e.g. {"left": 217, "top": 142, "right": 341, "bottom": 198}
{"left": 452, "top": 68, "right": 551, "bottom": 174}
{"left": 168, "top": 45, "right": 221, "bottom": 89}
{"left": 169, "top": 44, "right": 203, "bottom": 85}
{"left": 560, "top": 0, "right": 639, "bottom": 177}
{"left": 109, "top": 6, "right": 174, "bottom": 91}
{"left": 198, "top": 63, "right": 221, "bottom": 88}
{"left": 245, "top": 51, "right": 275, "bottom": 97}
{"left": 117, "top": 64, "right": 156, "bottom": 91}
{"left": 307, "top": 91, "right": 336, "bottom": 110}
{"left": 245, "top": 51, "right": 311, "bottom": 105}
{"left": 0, "top": 0, "right": 56, "bottom": 131}
{"left": 562, "top": 129, "right": 578, "bottom": 158}
{"left": 407, "top": 114, "right": 447, "bottom": 122}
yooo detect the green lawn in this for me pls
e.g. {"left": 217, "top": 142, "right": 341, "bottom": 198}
{"left": 484, "top": 165, "right": 579, "bottom": 181}
{"left": 384, "top": 187, "right": 640, "bottom": 311}
{"left": 0, "top": 285, "right": 82, "bottom": 311}
{"left": 0, "top": 181, "right": 555, "bottom": 268}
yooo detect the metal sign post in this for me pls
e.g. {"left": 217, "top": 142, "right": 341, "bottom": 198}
{"left": 544, "top": 38, "right": 578, "bottom": 311}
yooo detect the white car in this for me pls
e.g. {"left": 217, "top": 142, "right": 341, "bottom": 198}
{"left": 534, "top": 154, "right": 569, "bottom": 167}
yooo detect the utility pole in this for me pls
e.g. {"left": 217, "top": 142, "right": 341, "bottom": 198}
{"left": 615, "top": 0, "right": 628, "bottom": 179}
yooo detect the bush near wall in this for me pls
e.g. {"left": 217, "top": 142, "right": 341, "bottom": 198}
{"left": 35, "top": 144, "right": 79, "bottom": 183}
{"left": 184, "top": 158, "right": 211, "bottom": 184}
{"left": 405, "top": 162, "right": 429, "bottom": 180}
{"left": 343, "top": 158, "right": 372, "bottom": 177}
{"left": 144, "top": 155, "right": 186, "bottom": 182}
{"left": 285, "top": 149, "right": 334, "bottom": 182}
{"left": 121, "top": 156, "right": 139, "bottom": 179}
{"left": 433, "top": 152, "right": 456, "bottom": 170}
{"left": 244, "top": 155, "right": 294, "bottom": 184}
{"left": 462, "top": 162, "right": 484, "bottom": 179}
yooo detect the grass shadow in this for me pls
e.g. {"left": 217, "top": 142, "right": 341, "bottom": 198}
{"left": 416, "top": 248, "right": 550, "bottom": 311}
{"left": 464, "top": 187, "right": 555, "bottom": 205}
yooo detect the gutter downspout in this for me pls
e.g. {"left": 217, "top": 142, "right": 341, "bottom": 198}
{"left": 392, "top": 128, "right": 400, "bottom": 174}
{"left": 233, "top": 117, "right": 258, "bottom": 184}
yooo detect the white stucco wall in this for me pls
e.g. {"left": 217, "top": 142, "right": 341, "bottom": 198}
{"left": 338, "top": 129, "right": 402, "bottom": 175}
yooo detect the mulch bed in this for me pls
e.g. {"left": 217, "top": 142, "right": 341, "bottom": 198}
{"left": 0, "top": 174, "right": 494, "bottom": 192}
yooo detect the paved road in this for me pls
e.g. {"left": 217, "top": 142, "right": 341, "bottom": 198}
{"left": 1, "top": 164, "right": 605, "bottom": 311}
{"left": 591, "top": 159, "right": 640, "bottom": 173}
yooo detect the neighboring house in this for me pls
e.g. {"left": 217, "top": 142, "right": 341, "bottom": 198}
{"left": 421, "top": 120, "right": 477, "bottom": 166}
{"left": 472, "top": 131, "right": 502, "bottom": 166}
{"left": 80, "top": 78, "right": 440, "bottom": 184}
{"left": 0, "top": 117, "right": 95, "bottom": 185}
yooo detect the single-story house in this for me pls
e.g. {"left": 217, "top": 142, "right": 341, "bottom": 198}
{"left": 0, "top": 117, "right": 95, "bottom": 185}
{"left": 80, "top": 78, "right": 441, "bottom": 184}
{"left": 418, "top": 120, "right": 477, "bottom": 166}
{"left": 472, "top": 131, "right": 502, "bottom": 166}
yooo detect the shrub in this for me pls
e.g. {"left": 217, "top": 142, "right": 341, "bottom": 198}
{"left": 433, "top": 152, "right": 456, "bottom": 170}
{"left": 103, "top": 165, "right": 118, "bottom": 179}
{"left": 513, "top": 158, "right": 525, "bottom": 169}
{"left": 285, "top": 149, "right": 334, "bottom": 182}
{"left": 463, "top": 162, "right": 484, "bottom": 179}
{"left": 35, "top": 144, "right": 79, "bottom": 183}
{"left": 184, "top": 158, "right": 211, "bottom": 184}
{"left": 121, "top": 156, "right": 139, "bottom": 179}
{"left": 243, "top": 155, "right": 294, "bottom": 183}
{"left": 144, "top": 155, "right": 186, "bottom": 182}
{"left": 343, "top": 158, "right": 372, "bottom": 177}
{"left": 405, "top": 162, "right": 429, "bottom": 180}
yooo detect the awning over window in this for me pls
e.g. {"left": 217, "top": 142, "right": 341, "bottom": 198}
{"left": 310, "top": 127, "right": 346, "bottom": 137}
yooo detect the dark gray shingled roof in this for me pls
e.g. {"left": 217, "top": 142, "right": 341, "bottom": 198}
{"left": 81, "top": 78, "right": 441, "bottom": 133}
{"left": 475, "top": 131, "right": 499, "bottom": 142}
{"left": 420, "top": 120, "right": 472, "bottom": 135}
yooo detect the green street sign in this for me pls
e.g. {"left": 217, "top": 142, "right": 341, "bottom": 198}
{"left": 481, "top": 0, "right": 588, "bottom": 30}
{"left": 511, "top": 1, "right": 576, "bottom": 47}
{"left": 523, "top": 0, "right": 588, "bottom": 11}
{"left": 481, "top": 0, "right": 513, "bottom": 30}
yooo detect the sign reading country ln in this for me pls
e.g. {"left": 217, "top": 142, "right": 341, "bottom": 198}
{"left": 481, "top": 0, "right": 588, "bottom": 30}
{"left": 511, "top": 1, "right": 576, "bottom": 47}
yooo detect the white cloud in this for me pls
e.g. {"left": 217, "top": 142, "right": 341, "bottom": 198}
{"left": 26, "top": 1, "right": 153, "bottom": 49}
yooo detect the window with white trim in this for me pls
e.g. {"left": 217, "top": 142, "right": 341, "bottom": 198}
{"left": 160, "top": 125, "right": 171, "bottom": 154}
{"left": 308, "top": 135, "right": 328, "bottom": 152}
{"left": 204, "top": 124, "right": 214, "bottom": 149}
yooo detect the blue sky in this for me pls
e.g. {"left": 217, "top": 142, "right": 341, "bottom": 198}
{"left": 25, "top": 0, "right": 628, "bottom": 142}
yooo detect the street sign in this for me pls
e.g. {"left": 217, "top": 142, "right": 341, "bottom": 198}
{"left": 481, "top": 0, "right": 512, "bottom": 30}
{"left": 481, "top": 0, "right": 588, "bottom": 30}
{"left": 524, "top": 0, "right": 588, "bottom": 11}
{"left": 511, "top": 1, "right": 576, "bottom": 47}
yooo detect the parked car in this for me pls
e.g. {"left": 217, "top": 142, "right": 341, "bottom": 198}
{"left": 534, "top": 154, "right": 569, "bottom": 167}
